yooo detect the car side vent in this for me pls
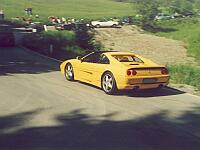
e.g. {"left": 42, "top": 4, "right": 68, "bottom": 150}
{"left": 130, "top": 64, "right": 139, "bottom": 65}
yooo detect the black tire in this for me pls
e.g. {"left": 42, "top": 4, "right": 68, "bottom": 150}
{"left": 65, "top": 63, "right": 74, "bottom": 81}
{"left": 101, "top": 72, "right": 117, "bottom": 95}
{"left": 95, "top": 24, "right": 101, "bottom": 28}
{"left": 112, "top": 24, "right": 117, "bottom": 28}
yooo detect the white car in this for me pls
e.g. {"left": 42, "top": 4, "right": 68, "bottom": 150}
{"left": 154, "top": 13, "right": 174, "bottom": 20}
{"left": 91, "top": 20, "right": 119, "bottom": 28}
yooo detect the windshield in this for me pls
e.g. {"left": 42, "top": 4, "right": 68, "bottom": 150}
{"left": 112, "top": 55, "right": 144, "bottom": 63}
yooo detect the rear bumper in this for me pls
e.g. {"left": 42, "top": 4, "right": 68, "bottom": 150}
{"left": 118, "top": 82, "right": 169, "bottom": 90}
{"left": 117, "top": 75, "right": 170, "bottom": 90}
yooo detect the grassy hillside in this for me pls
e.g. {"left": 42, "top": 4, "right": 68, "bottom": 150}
{"left": 0, "top": 0, "right": 135, "bottom": 20}
{"left": 154, "top": 18, "right": 200, "bottom": 91}
{"left": 155, "top": 18, "right": 200, "bottom": 63}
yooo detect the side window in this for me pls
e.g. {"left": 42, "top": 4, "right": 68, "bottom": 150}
{"left": 98, "top": 54, "right": 110, "bottom": 64}
{"left": 133, "top": 56, "right": 144, "bottom": 63}
{"left": 82, "top": 53, "right": 101, "bottom": 63}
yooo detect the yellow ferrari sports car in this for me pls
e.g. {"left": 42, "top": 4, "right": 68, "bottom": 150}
{"left": 60, "top": 51, "right": 170, "bottom": 94}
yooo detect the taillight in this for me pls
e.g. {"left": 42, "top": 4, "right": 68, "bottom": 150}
{"left": 161, "top": 68, "right": 168, "bottom": 74}
{"left": 132, "top": 70, "right": 137, "bottom": 75}
{"left": 127, "top": 69, "right": 137, "bottom": 76}
{"left": 127, "top": 70, "right": 132, "bottom": 76}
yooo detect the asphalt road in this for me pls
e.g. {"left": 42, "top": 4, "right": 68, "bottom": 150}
{"left": 0, "top": 47, "right": 200, "bottom": 150}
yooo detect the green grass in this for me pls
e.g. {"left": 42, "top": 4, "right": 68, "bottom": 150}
{"left": 169, "top": 65, "right": 200, "bottom": 90}
{"left": 0, "top": 0, "right": 135, "bottom": 20}
{"left": 154, "top": 18, "right": 200, "bottom": 91}
{"left": 155, "top": 18, "right": 200, "bottom": 63}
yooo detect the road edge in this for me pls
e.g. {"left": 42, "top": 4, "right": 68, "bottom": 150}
{"left": 20, "top": 46, "right": 63, "bottom": 70}
{"left": 20, "top": 46, "right": 63, "bottom": 63}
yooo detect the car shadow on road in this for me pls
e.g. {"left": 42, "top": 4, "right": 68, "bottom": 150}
{"left": 77, "top": 81, "right": 185, "bottom": 98}
{"left": 0, "top": 108, "right": 200, "bottom": 150}
{"left": 115, "top": 87, "right": 185, "bottom": 98}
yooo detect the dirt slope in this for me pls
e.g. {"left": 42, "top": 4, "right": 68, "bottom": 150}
{"left": 95, "top": 25, "right": 195, "bottom": 65}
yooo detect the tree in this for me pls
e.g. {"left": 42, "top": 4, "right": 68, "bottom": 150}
{"left": 132, "top": 0, "right": 161, "bottom": 27}
{"left": 170, "top": 0, "right": 194, "bottom": 13}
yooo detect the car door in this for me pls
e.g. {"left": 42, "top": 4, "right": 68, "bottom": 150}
{"left": 78, "top": 52, "right": 101, "bottom": 83}
{"left": 79, "top": 53, "right": 110, "bottom": 87}
{"left": 105, "top": 21, "right": 113, "bottom": 26}
{"left": 90, "top": 54, "right": 110, "bottom": 87}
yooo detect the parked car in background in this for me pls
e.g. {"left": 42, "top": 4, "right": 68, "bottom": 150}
{"left": 91, "top": 20, "right": 119, "bottom": 28}
{"left": 155, "top": 13, "right": 174, "bottom": 20}
{"left": 26, "top": 22, "right": 45, "bottom": 32}
{"left": 55, "top": 23, "right": 75, "bottom": 30}
{"left": 173, "top": 12, "right": 184, "bottom": 18}
{"left": 0, "top": 24, "right": 15, "bottom": 47}
{"left": 121, "top": 16, "right": 133, "bottom": 25}
{"left": 55, "top": 22, "right": 90, "bottom": 31}
{"left": 181, "top": 11, "right": 196, "bottom": 17}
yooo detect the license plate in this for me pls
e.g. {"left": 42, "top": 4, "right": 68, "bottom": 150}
{"left": 143, "top": 78, "right": 157, "bottom": 84}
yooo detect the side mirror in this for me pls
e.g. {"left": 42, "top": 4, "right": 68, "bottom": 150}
{"left": 76, "top": 56, "right": 83, "bottom": 62}
{"left": 76, "top": 56, "right": 81, "bottom": 60}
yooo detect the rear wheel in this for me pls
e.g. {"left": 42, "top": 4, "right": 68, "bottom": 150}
{"left": 101, "top": 72, "right": 117, "bottom": 95}
{"left": 65, "top": 63, "right": 74, "bottom": 81}
{"left": 95, "top": 24, "right": 100, "bottom": 28}
{"left": 112, "top": 24, "right": 117, "bottom": 28}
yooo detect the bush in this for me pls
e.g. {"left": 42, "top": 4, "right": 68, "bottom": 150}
{"left": 64, "top": 45, "right": 85, "bottom": 55}
{"left": 74, "top": 28, "right": 94, "bottom": 50}
{"left": 41, "top": 30, "right": 75, "bottom": 50}
{"left": 23, "top": 30, "right": 76, "bottom": 58}
{"left": 23, "top": 30, "right": 75, "bottom": 49}
{"left": 23, "top": 27, "right": 104, "bottom": 60}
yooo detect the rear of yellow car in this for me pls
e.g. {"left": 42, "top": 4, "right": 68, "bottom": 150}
{"left": 106, "top": 53, "right": 170, "bottom": 90}
{"left": 116, "top": 66, "right": 170, "bottom": 90}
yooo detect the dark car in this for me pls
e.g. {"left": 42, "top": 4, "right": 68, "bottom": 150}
{"left": 181, "top": 11, "right": 196, "bottom": 17}
{"left": 74, "top": 22, "right": 90, "bottom": 30}
{"left": 0, "top": 24, "right": 15, "bottom": 47}
{"left": 55, "top": 23, "right": 75, "bottom": 30}
{"left": 55, "top": 22, "right": 90, "bottom": 31}
{"left": 26, "top": 22, "right": 45, "bottom": 32}
{"left": 121, "top": 16, "right": 133, "bottom": 24}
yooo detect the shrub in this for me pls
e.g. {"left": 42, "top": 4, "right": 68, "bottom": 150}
{"left": 74, "top": 28, "right": 94, "bottom": 50}
{"left": 23, "top": 28, "right": 103, "bottom": 60}
{"left": 41, "top": 30, "right": 75, "bottom": 50}
{"left": 64, "top": 45, "right": 85, "bottom": 55}
{"left": 23, "top": 30, "right": 76, "bottom": 58}
{"left": 24, "top": 31, "right": 75, "bottom": 48}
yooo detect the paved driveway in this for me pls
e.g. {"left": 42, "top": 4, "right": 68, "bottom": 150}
{"left": 0, "top": 47, "right": 200, "bottom": 150}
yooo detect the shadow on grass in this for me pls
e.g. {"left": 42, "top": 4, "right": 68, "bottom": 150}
{"left": 142, "top": 24, "right": 177, "bottom": 33}
{"left": 0, "top": 108, "right": 200, "bottom": 150}
{"left": 0, "top": 47, "right": 60, "bottom": 76}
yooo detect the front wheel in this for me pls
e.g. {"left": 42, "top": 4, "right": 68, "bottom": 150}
{"left": 101, "top": 72, "right": 117, "bottom": 95}
{"left": 65, "top": 63, "right": 74, "bottom": 81}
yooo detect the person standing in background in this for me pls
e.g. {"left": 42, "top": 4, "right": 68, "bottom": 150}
{"left": 0, "top": 9, "right": 5, "bottom": 20}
